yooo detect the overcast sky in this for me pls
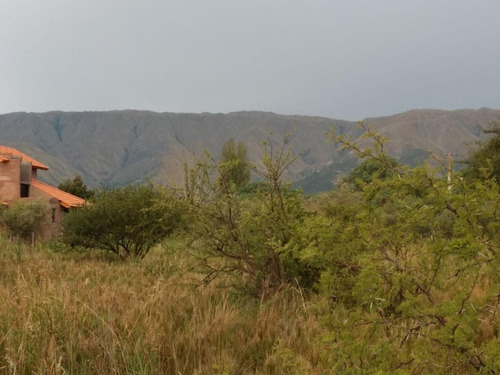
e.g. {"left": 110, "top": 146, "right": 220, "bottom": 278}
{"left": 1, "top": 1, "right": 499, "bottom": 120}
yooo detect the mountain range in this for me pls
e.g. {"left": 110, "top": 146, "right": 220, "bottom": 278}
{"left": 0, "top": 108, "right": 499, "bottom": 193}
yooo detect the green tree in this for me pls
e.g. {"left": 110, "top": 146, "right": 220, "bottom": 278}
{"left": 184, "top": 136, "right": 306, "bottom": 298}
{"left": 0, "top": 199, "right": 49, "bottom": 240}
{"left": 62, "top": 184, "right": 183, "bottom": 258}
{"left": 343, "top": 156, "right": 399, "bottom": 190}
{"left": 307, "top": 122, "right": 500, "bottom": 373}
{"left": 219, "top": 138, "right": 251, "bottom": 191}
{"left": 461, "top": 121, "right": 500, "bottom": 182}
{"left": 58, "top": 175, "right": 94, "bottom": 199}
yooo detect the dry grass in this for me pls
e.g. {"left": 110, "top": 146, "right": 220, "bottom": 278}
{"left": 0, "top": 237, "right": 325, "bottom": 374}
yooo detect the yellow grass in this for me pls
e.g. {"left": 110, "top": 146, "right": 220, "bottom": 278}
{"left": 0, "top": 237, "right": 325, "bottom": 374}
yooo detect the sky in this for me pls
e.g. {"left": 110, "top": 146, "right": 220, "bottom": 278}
{"left": 1, "top": 1, "right": 499, "bottom": 121}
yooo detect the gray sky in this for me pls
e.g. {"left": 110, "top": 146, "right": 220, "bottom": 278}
{"left": 1, "top": 1, "right": 499, "bottom": 120}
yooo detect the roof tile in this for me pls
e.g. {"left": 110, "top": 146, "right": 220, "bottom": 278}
{"left": 0, "top": 145, "right": 49, "bottom": 170}
{"left": 31, "top": 180, "right": 86, "bottom": 208}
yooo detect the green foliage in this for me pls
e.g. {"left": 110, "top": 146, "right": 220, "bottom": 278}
{"left": 343, "top": 157, "right": 399, "bottom": 190}
{"left": 184, "top": 136, "right": 309, "bottom": 298}
{"left": 306, "top": 122, "right": 500, "bottom": 373}
{"left": 4, "top": 121, "right": 500, "bottom": 372}
{"left": 237, "top": 181, "right": 268, "bottom": 196}
{"left": 0, "top": 199, "right": 49, "bottom": 240}
{"left": 58, "top": 175, "right": 95, "bottom": 199}
{"left": 62, "top": 184, "right": 183, "bottom": 258}
{"left": 219, "top": 138, "right": 251, "bottom": 191}
{"left": 462, "top": 121, "right": 500, "bottom": 182}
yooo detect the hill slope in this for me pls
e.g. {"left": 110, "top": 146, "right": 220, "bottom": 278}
{"left": 0, "top": 108, "right": 498, "bottom": 193}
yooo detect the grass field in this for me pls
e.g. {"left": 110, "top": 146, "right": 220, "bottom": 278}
{"left": 0, "top": 236, "right": 325, "bottom": 374}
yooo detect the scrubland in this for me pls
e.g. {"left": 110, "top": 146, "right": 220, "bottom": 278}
{"left": 2, "top": 126, "right": 500, "bottom": 374}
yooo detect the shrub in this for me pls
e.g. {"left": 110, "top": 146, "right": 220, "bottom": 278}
{"left": 62, "top": 184, "right": 183, "bottom": 259}
{"left": 0, "top": 199, "right": 49, "bottom": 240}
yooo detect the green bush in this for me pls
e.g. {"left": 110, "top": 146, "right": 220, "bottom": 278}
{"left": 62, "top": 184, "right": 183, "bottom": 259}
{"left": 0, "top": 199, "right": 49, "bottom": 240}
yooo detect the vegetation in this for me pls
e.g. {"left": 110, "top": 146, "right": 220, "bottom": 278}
{"left": 62, "top": 184, "right": 183, "bottom": 258}
{"left": 343, "top": 156, "right": 399, "bottom": 189}
{"left": 184, "top": 137, "right": 306, "bottom": 298}
{"left": 0, "top": 198, "right": 48, "bottom": 240}
{"left": 0, "top": 237, "right": 322, "bottom": 374}
{"left": 58, "top": 174, "right": 95, "bottom": 199}
{"left": 2, "top": 125, "right": 500, "bottom": 373}
{"left": 219, "top": 138, "right": 251, "bottom": 191}
{"left": 462, "top": 121, "right": 500, "bottom": 182}
{"left": 314, "top": 122, "right": 500, "bottom": 373}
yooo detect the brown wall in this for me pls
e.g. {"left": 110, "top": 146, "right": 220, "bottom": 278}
{"left": 0, "top": 159, "right": 21, "bottom": 202}
{"left": 30, "top": 186, "right": 65, "bottom": 240}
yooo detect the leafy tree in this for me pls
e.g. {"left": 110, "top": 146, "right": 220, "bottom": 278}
{"left": 58, "top": 175, "right": 94, "bottom": 199}
{"left": 305, "top": 122, "right": 500, "bottom": 373}
{"left": 184, "top": 136, "right": 306, "bottom": 298}
{"left": 219, "top": 138, "right": 251, "bottom": 191}
{"left": 62, "top": 184, "right": 183, "bottom": 258}
{"left": 461, "top": 121, "right": 500, "bottom": 182}
{"left": 343, "top": 156, "right": 399, "bottom": 190}
{"left": 0, "top": 199, "right": 49, "bottom": 240}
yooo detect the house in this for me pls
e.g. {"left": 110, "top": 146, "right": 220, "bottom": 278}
{"left": 0, "top": 145, "right": 85, "bottom": 239}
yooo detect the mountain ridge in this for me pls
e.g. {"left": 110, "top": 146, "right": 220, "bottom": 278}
{"left": 0, "top": 108, "right": 498, "bottom": 193}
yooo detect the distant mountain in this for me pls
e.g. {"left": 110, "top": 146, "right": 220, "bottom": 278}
{"left": 0, "top": 108, "right": 498, "bottom": 193}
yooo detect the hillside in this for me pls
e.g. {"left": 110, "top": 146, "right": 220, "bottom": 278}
{"left": 0, "top": 108, "right": 498, "bottom": 193}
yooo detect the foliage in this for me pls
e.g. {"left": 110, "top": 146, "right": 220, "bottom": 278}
{"left": 3, "top": 122, "right": 500, "bottom": 373}
{"left": 461, "top": 121, "right": 500, "bottom": 182}
{"left": 0, "top": 199, "right": 49, "bottom": 240}
{"left": 183, "top": 136, "right": 308, "bottom": 298}
{"left": 305, "top": 122, "right": 500, "bottom": 373}
{"left": 219, "top": 138, "right": 251, "bottom": 191}
{"left": 58, "top": 175, "right": 95, "bottom": 199}
{"left": 62, "top": 184, "right": 183, "bottom": 258}
{"left": 343, "top": 156, "right": 399, "bottom": 190}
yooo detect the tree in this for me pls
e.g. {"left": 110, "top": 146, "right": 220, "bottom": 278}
{"left": 0, "top": 199, "right": 49, "bottom": 240}
{"left": 62, "top": 184, "right": 183, "bottom": 258}
{"left": 461, "top": 121, "right": 500, "bottom": 182}
{"left": 184, "top": 135, "right": 306, "bottom": 298}
{"left": 343, "top": 157, "right": 399, "bottom": 190}
{"left": 219, "top": 139, "right": 251, "bottom": 191}
{"left": 309, "top": 122, "right": 500, "bottom": 373}
{"left": 58, "top": 175, "right": 94, "bottom": 200}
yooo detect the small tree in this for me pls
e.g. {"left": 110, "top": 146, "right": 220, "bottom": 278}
{"left": 184, "top": 135, "right": 305, "bottom": 298}
{"left": 219, "top": 138, "right": 251, "bottom": 191}
{"left": 0, "top": 199, "right": 49, "bottom": 240}
{"left": 62, "top": 184, "right": 182, "bottom": 258}
{"left": 461, "top": 121, "right": 500, "bottom": 182}
{"left": 58, "top": 175, "right": 94, "bottom": 199}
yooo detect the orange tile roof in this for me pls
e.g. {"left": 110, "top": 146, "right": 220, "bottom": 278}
{"left": 0, "top": 145, "right": 49, "bottom": 170}
{"left": 31, "top": 180, "right": 86, "bottom": 208}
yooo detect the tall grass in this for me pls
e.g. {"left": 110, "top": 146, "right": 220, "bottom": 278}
{"left": 0, "top": 236, "right": 325, "bottom": 374}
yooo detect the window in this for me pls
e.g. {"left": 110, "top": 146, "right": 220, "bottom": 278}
{"left": 51, "top": 208, "right": 56, "bottom": 223}
{"left": 20, "top": 184, "right": 29, "bottom": 197}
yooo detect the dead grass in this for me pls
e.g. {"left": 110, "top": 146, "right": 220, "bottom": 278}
{"left": 0, "top": 237, "right": 325, "bottom": 374}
